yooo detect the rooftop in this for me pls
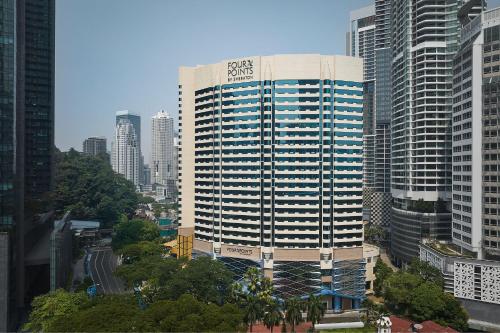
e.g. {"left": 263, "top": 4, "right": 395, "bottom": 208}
{"left": 422, "top": 240, "right": 474, "bottom": 259}
{"left": 389, "top": 316, "right": 457, "bottom": 333}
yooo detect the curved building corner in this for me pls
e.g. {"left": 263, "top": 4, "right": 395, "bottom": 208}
{"left": 178, "top": 54, "right": 367, "bottom": 310}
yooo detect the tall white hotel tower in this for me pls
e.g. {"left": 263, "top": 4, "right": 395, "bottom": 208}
{"left": 151, "top": 110, "right": 175, "bottom": 186}
{"left": 112, "top": 119, "right": 140, "bottom": 186}
{"left": 178, "top": 54, "right": 365, "bottom": 310}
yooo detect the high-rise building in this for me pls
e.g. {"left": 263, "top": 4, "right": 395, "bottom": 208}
{"left": 112, "top": 119, "right": 140, "bottom": 186}
{"left": 347, "top": 5, "right": 376, "bottom": 81}
{"left": 481, "top": 7, "right": 500, "bottom": 259}
{"left": 179, "top": 54, "right": 366, "bottom": 310}
{"left": 151, "top": 110, "right": 175, "bottom": 186}
{"left": 418, "top": 4, "right": 500, "bottom": 331}
{"left": 349, "top": 3, "right": 392, "bottom": 228}
{"left": 390, "top": 0, "right": 462, "bottom": 266}
{"left": 348, "top": 5, "right": 376, "bottom": 223}
{"left": 115, "top": 110, "right": 143, "bottom": 184}
{"left": 451, "top": 0, "right": 486, "bottom": 258}
{"left": 370, "top": 0, "right": 393, "bottom": 229}
{"left": 0, "top": 0, "right": 55, "bottom": 330}
{"left": 143, "top": 164, "right": 151, "bottom": 186}
{"left": 82, "top": 137, "right": 107, "bottom": 157}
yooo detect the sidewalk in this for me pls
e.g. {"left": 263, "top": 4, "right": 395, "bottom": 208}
{"left": 379, "top": 249, "right": 398, "bottom": 271}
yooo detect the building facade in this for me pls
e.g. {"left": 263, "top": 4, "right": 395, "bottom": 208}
{"left": 82, "top": 137, "right": 107, "bottom": 157}
{"left": 349, "top": 2, "right": 392, "bottom": 228}
{"left": 112, "top": 120, "right": 140, "bottom": 186}
{"left": 179, "top": 54, "right": 366, "bottom": 310}
{"left": 0, "top": 0, "right": 55, "bottom": 330}
{"left": 151, "top": 110, "right": 175, "bottom": 186}
{"left": 451, "top": 0, "right": 485, "bottom": 258}
{"left": 348, "top": 5, "right": 377, "bottom": 224}
{"left": 116, "top": 110, "right": 143, "bottom": 184}
{"left": 390, "top": 0, "right": 461, "bottom": 266}
{"left": 481, "top": 6, "right": 500, "bottom": 258}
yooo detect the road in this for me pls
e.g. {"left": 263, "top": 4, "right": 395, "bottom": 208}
{"left": 89, "top": 247, "right": 125, "bottom": 294}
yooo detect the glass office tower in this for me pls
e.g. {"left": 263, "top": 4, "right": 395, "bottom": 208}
{"left": 390, "top": 0, "right": 461, "bottom": 265}
{"left": 0, "top": 0, "right": 55, "bottom": 330}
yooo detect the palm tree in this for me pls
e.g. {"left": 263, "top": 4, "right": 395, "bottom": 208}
{"left": 244, "top": 295, "right": 264, "bottom": 333}
{"left": 263, "top": 300, "right": 283, "bottom": 333}
{"left": 285, "top": 297, "right": 304, "bottom": 333}
{"left": 305, "top": 294, "right": 326, "bottom": 332}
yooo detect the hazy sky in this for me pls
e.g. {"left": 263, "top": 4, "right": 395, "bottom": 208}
{"left": 55, "top": 0, "right": 375, "bottom": 162}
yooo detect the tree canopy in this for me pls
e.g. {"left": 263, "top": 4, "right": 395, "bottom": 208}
{"left": 116, "top": 254, "right": 234, "bottom": 305}
{"left": 111, "top": 217, "right": 161, "bottom": 250}
{"left": 23, "top": 290, "right": 90, "bottom": 332}
{"left": 407, "top": 258, "right": 444, "bottom": 289}
{"left": 380, "top": 268, "right": 468, "bottom": 331}
{"left": 52, "top": 149, "right": 139, "bottom": 226}
{"left": 27, "top": 292, "right": 245, "bottom": 332}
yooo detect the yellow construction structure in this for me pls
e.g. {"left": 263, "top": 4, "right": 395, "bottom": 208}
{"left": 164, "top": 231, "right": 193, "bottom": 260}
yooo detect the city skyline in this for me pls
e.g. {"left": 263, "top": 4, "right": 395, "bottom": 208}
{"left": 4, "top": 0, "right": 500, "bottom": 330}
{"left": 54, "top": 0, "right": 373, "bottom": 162}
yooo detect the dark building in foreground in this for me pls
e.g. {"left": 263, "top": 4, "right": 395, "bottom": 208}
{"left": 0, "top": 0, "right": 55, "bottom": 330}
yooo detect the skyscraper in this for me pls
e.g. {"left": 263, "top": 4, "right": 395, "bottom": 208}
{"left": 481, "top": 6, "right": 500, "bottom": 259}
{"left": 370, "top": 0, "right": 392, "bottom": 229}
{"left": 348, "top": 3, "right": 392, "bottom": 228}
{"left": 390, "top": 0, "right": 462, "bottom": 266}
{"left": 82, "top": 137, "right": 107, "bottom": 157}
{"left": 420, "top": 5, "right": 500, "bottom": 329}
{"left": 347, "top": 5, "right": 376, "bottom": 82}
{"left": 115, "top": 110, "right": 143, "bottom": 184}
{"left": 0, "top": 0, "right": 55, "bottom": 329}
{"left": 151, "top": 110, "right": 174, "bottom": 186}
{"left": 112, "top": 120, "right": 140, "bottom": 186}
{"left": 348, "top": 5, "right": 376, "bottom": 224}
{"left": 179, "top": 54, "right": 366, "bottom": 310}
{"left": 451, "top": 0, "right": 485, "bottom": 258}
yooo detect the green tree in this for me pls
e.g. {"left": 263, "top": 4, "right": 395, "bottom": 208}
{"left": 231, "top": 267, "right": 274, "bottom": 305}
{"left": 48, "top": 294, "right": 153, "bottom": 332}
{"left": 52, "top": 149, "right": 139, "bottom": 226}
{"left": 164, "top": 256, "right": 234, "bottom": 304}
{"left": 118, "top": 241, "right": 164, "bottom": 264}
{"left": 383, "top": 272, "right": 422, "bottom": 315}
{"left": 112, "top": 218, "right": 160, "bottom": 250}
{"left": 142, "top": 294, "right": 245, "bottom": 332}
{"left": 374, "top": 259, "right": 393, "bottom": 296}
{"left": 408, "top": 282, "right": 446, "bottom": 322}
{"left": 305, "top": 294, "right": 326, "bottom": 331}
{"left": 284, "top": 298, "right": 304, "bottom": 333}
{"left": 23, "top": 290, "right": 89, "bottom": 332}
{"left": 436, "top": 292, "right": 469, "bottom": 331}
{"left": 365, "top": 224, "right": 386, "bottom": 245}
{"left": 406, "top": 258, "right": 444, "bottom": 289}
{"left": 244, "top": 295, "right": 264, "bottom": 333}
{"left": 38, "top": 293, "right": 245, "bottom": 332}
{"left": 362, "top": 299, "right": 386, "bottom": 326}
{"left": 115, "top": 255, "right": 181, "bottom": 288}
{"left": 263, "top": 299, "right": 283, "bottom": 333}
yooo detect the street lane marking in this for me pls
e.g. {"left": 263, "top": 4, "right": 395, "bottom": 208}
{"left": 93, "top": 250, "right": 104, "bottom": 294}
{"left": 100, "top": 249, "right": 110, "bottom": 294}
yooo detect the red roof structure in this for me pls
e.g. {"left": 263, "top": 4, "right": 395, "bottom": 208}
{"left": 389, "top": 315, "right": 458, "bottom": 333}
